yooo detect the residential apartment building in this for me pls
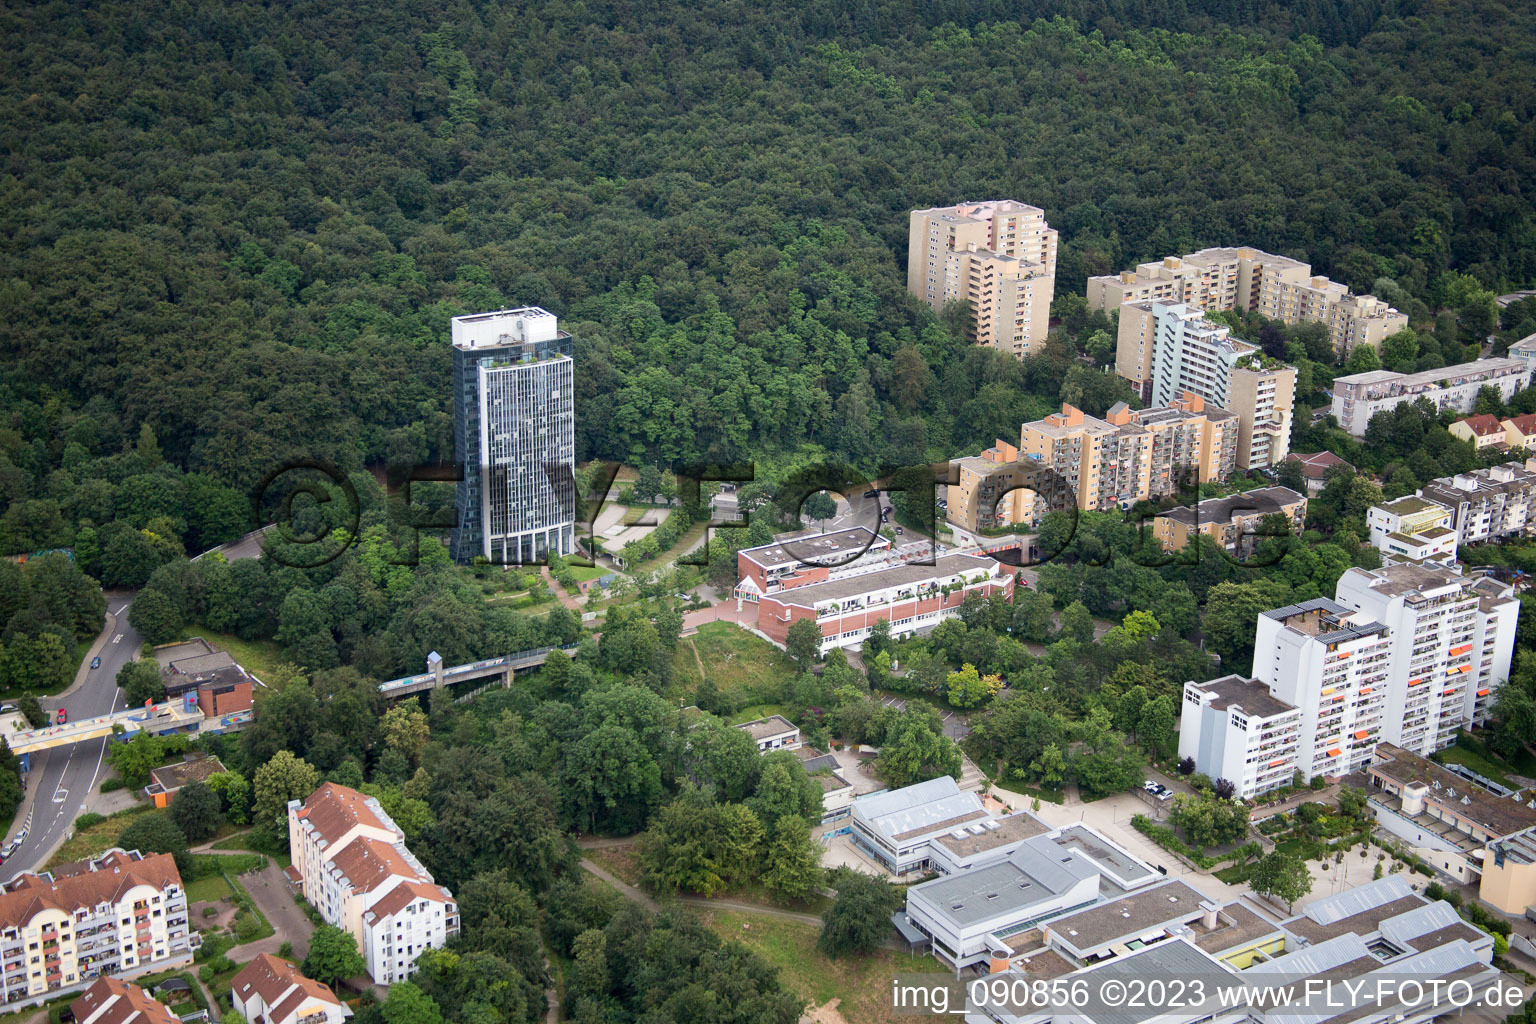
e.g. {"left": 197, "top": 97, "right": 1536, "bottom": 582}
{"left": 1449, "top": 413, "right": 1509, "bottom": 451}
{"left": 1252, "top": 598, "right": 1392, "bottom": 779}
{"left": 288, "top": 783, "right": 458, "bottom": 985}
{"left": 1177, "top": 675, "right": 1302, "bottom": 798}
{"left": 231, "top": 954, "right": 350, "bottom": 1024}
{"left": 908, "top": 201, "right": 1057, "bottom": 357}
{"left": 1089, "top": 246, "right": 1408, "bottom": 356}
{"left": 1151, "top": 485, "right": 1306, "bottom": 557}
{"left": 1419, "top": 458, "right": 1536, "bottom": 545}
{"left": 948, "top": 440, "right": 1041, "bottom": 534}
{"left": 449, "top": 307, "right": 576, "bottom": 564}
{"left": 1329, "top": 357, "right": 1533, "bottom": 436}
{"left": 1368, "top": 743, "right": 1536, "bottom": 889}
{"left": 1504, "top": 411, "right": 1536, "bottom": 450}
{"left": 754, "top": 553, "right": 1013, "bottom": 654}
{"left": 1007, "top": 397, "right": 1237, "bottom": 515}
{"left": 1508, "top": 331, "right": 1536, "bottom": 377}
{"left": 1018, "top": 404, "right": 1140, "bottom": 512}
{"left": 1366, "top": 495, "right": 1458, "bottom": 567}
{"left": 0, "top": 849, "right": 194, "bottom": 1007}
{"left": 1117, "top": 302, "right": 1295, "bottom": 468}
{"left": 1335, "top": 564, "right": 1519, "bottom": 748}
{"left": 70, "top": 977, "right": 179, "bottom": 1024}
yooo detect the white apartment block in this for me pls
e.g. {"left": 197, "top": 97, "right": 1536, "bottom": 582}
{"left": 1336, "top": 564, "right": 1519, "bottom": 750}
{"left": 0, "top": 849, "right": 195, "bottom": 1007}
{"left": 1089, "top": 245, "right": 1407, "bottom": 356}
{"left": 232, "top": 954, "right": 350, "bottom": 1024}
{"left": 288, "top": 783, "right": 458, "bottom": 985}
{"left": 1330, "top": 358, "right": 1534, "bottom": 436}
{"left": 1178, "top": 675, "right": 1303, "bottom": 798}
{"left": 1118, "top": 302, "right": 1295, "bottom": 468}
{"left": 1253, "top": 598, "right": 1391, "bottom": 779}
{"left": 1419, "top": 459, "right": 1536, "bottom": 545}
{"left": 908, "top": 201, "right": 1057, "bottom": 357}
{"left": 1367, "top": 495, "right": 1458, "bottom": 567}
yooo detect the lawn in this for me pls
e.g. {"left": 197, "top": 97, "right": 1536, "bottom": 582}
{"left": 672, "top": 621, "right": 799, "bottom": 702}
{"left": 185, "top": 873, "right": 235, "bottom": 903}
{"left": 585, "top": 844, "right": 643, "bottom": 887}
{"left": 210, "top": 832, "right": 290, "bottom": 869}
{"left": 695, "top": 909, "right": 943, "bottom": 1024}
{"left": 565, "top": 564, "right": 609, "bottom": 583}
{"left": 47, "top": 805, "right": 149, "bottom": 868}
{"left": 1432, "top": 732, "right": 1536, "bottom": 789}
{"left": 174, "top": 628, "right": 288, "bottom": 683}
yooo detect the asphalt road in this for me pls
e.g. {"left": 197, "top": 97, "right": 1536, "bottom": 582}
{"left": 6, "top": 597, "right": 135, "bottom": 876}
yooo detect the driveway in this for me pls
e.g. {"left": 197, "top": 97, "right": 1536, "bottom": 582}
{"left": 230, "top": 860, "right": 315, "bottom": 961}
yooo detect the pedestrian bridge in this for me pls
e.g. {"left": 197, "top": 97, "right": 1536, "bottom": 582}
{"left": 8, "top": 701, "right": 205, "bottom": 757}
{"left": 378, "top": 643, "right": 580, "bottom": 697}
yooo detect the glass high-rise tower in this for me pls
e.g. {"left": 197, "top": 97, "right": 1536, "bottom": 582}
{"left": 449, "top": 307, "right": 576, "bottom": 565}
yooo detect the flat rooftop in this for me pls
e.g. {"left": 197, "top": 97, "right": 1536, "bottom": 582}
{"left": 1071, "top": 941, "right": 1226, "bottom": 1024}
{"left": 913, "top": 834, "right": 1100, "bottom": 929}
{"left": 1043, "top": 880, "right": 1206, "bottom": 954}
{"left": 740, "top": 526, "right": 883, "bottom": 569}
{"left": 1157, "top": 486, "right": 1304, "bottom": 529}
{"left": 766, "top": 554, "right": 999, "bottom": 610}
{"left": 934, "top": 811, "right": 1050, "bottom": 858}
{"left": 736, "top": 715, "right": 799, "bottom": 741}
{"left": 1190, "top": 674, "right": 1297, "bottom": 719}
{"left": 855, "top": 776, "right": 987, "bottom": 843}
{"left": 1192, "top": 900, "right": 1284, "bottom": 956}
{"left": 1261, "top": 597, "right": 1387, "bottom": 645}
{"left": 1369, "top": 742, "right": 1536, "bottom": 838}
{"left": 1378, "top": 495, "right": 1444, "bottom": 516}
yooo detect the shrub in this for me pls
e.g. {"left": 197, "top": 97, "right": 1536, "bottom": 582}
{"left": 74, "top": 812, "right": 105, "bottom": 830}
{"left": 100, "top": 778, "right": 126, "bottom": 793}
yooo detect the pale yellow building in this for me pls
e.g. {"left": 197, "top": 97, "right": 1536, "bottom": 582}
{"left": 1152, "top": 486, "right": 1307, "bottom": 556}
{"left": 1013, "top": 398, "right": 1237, "bottom": 514}
{"left": 1118, "top": 302, "right": 1296, "bottom": 469}
{"left": 909, "top": 201, "right": 1057, "bottom": 357}
{"left": 1090, "top": 246, "right": 1407, "bottom": 356}
{"left": 1449, "top": 413, "right": 1508, "bottom": 451}
{"left": 948, "top": 440, "right": 1039, "bottom": 533}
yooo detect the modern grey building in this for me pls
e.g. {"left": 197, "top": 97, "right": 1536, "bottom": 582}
{"left": 449, "top": 307, "right": 576, "bottom": 565}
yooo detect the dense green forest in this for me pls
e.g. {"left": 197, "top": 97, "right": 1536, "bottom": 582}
{"left": 4, "top": 0, "right": 1536, "bottom": 555}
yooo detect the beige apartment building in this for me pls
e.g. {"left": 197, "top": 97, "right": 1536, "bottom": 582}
{"left": 1118, "top": 302, "right": 1296, "bottom": 469}
{"left": 1089, "top": 246, "right": 1407, "bottom": 356}
{"left": 1012, "top": 397, "right": 1237, "bottom": 513}
{"left": 948, "top": 440, "right": 1040, "bottom": 533}
{"left": 1153, "top": 486, "right": 1308, "bottom": 556}
{"left": 908, "top": 201, "right": 1057, "bottom": 357}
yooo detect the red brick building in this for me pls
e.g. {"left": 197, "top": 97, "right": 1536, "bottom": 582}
{"left": 735, "top": 526, "right": 891, "bottom": 600}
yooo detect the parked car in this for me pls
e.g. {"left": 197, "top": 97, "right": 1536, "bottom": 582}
{"left": 863, "top": 489, "right": 879, "bottom": 499}
{"left": 90, "top": 656, "right": 101, "bottom": 669}
{"left": 0, "top": 704, "right": 14, "bottom": 713}
{"left": 55, "top": 708, "right": 67, "bottom": 725}
{"left": 1156, "top": 789, "right": 1173, "bottom": 801}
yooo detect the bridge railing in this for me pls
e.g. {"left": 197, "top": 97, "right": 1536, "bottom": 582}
{"left": 379, "top": 643, "right": 580, "bottom": 692}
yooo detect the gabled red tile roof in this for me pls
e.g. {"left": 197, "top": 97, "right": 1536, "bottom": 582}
{"left": 70, "top": 976, "right": 179, "bottom": 1024}
{"left": 1457, "top": 413, "right": 1503, "bottom": 436}
{"left": 0, "top": 850, "right": 180, "bottom": 932}
{"left": 329, "top": 836, "right": 416, "bottom": 894}
{"left": 1284, "top": 451, "right": 1351, "bottom": 478}
{"left": 1504, "top": 412, "right": 1536, "bottom": 436}
{"left": 293, "top": 782, "right": 395, "bottom": 845}
{"left": 233, "top": 953, "right": 344, "bottom": 1022}
{"left": 367, "top": 878, "right": 454, "bottom": 922}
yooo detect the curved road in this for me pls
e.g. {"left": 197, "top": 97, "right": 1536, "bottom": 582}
{"left": 5, "top": 597, "right": 136, "bottom": 876}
